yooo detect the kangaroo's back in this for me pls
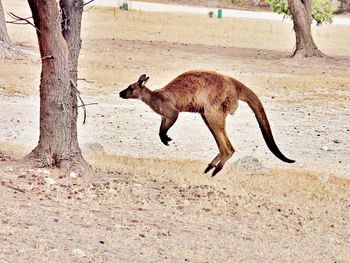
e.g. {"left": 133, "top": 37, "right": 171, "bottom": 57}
{"left": 157, "top": 70, "right": 239, "bottom": 113}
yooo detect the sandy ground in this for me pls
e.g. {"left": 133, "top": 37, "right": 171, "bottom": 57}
{"left": 0, "top": 1, "right": 350, "bottom": 262}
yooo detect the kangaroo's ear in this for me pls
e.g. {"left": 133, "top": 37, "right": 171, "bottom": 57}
{"left": 138, "top": 74, "right": 147, "bottom": 82}
{"left": 138, "top": 74, "right": 149, "bottom": 87}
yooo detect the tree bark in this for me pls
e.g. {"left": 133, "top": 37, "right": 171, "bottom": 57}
{"left": 27, "top": 0, "right": 90, "bottom": 173}
{"left": 288, "top": 0, "right": 325, "bottom": 57}
{"left": 0, "top": 0, "right": 11, "bottom": 46}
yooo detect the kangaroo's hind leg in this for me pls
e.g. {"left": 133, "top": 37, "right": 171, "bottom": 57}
{"left": 201, "top": 111, "right": 234, "bottom": 176}
{"left": 201, "top": 114, "right": 222, "bottom": 173}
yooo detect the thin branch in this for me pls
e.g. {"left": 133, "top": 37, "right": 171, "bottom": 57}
{"left": 6, "top": 12, "right": 41, "bottom": 33}
{"left": 76, "top": 103, "right": 98, "bottom": 108}
{"left": 78, "top": 78, "right": 95, "bottom": 84}
{"left": 83, "top": 0, "right": 95, "bottom": 6}
{"left": 70, "top": 80, "right": 87, "bottom": 124}
{"left": 41, "top": 55, "right": 54, "bottom": 60}
{"left": 78, "top": 93, "right": 87, "bottom": 124}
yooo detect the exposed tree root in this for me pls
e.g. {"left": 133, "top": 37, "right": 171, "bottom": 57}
{"left": 22, "top": 148, "right": 93, "bottom": 177}
{"left": 291, "top": 46, "right": 327, "bottom": 58}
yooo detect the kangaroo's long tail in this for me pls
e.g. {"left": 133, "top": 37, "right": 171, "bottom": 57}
{"left": 238, "top": 82, "right": 295, "bottom": 163}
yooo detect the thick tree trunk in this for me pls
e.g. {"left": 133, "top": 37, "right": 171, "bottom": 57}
{"left": 288, "top": 0, "right": 325, "bottom": 57}
{"left": 0, "top": 0, "right": 11, "bottom": 46}
{"left": 27, "top": 0, "right": 90, "bottom": 173}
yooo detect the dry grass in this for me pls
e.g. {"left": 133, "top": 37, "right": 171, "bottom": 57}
{"left": 0, "top": 57, "right": 40, "bottom": 96}
{"left": 0, "top": 142, "right": 32, "bottom": 159}
{"left": 1, "top": 146, "right": 349, "bottom": 262}
{"left": 85, "top": 150, "right": 349, "bottom": 196}
{"left": 83, "top": 8, "right": 350, "bottom": 56}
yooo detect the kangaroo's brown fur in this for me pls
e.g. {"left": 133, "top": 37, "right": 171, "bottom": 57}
{"left": 119, "top": 70, "right": 294, "bottom": 176}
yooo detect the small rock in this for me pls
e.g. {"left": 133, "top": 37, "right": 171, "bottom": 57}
{"left": 319, "top": 173, "right": 330, "bottom": 183}
{"left": 42, "top": 169, "right": 51, "bottom": 175}
{"left": 44, "top": 178, "right": 56, "bottom": 185}
{"left": 333, "top": 139, "right": 340, "bottom": 144}
{"left": 321, "top": 146, "right": 329, "bottom": 151}
{"left": 131, "top": 184, "right": 142, "bottom": 190}
{"left": 183, "top": 200, "right": 190, "bottom": 207}
{"left": 234, "top": 156, "right": 264, "bottom": 174}
{"left": 72, "top": 249, "right": 86, "bottom": 258}
{"left": 69, "top": 172, "right": 77, "bottom": 179}
{"left": 108, "top": 188, "right": 117, "bottom": 194}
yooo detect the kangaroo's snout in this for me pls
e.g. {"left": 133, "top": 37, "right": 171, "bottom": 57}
{"left": 119, "top": 90, "right": 127, "bottom": 99}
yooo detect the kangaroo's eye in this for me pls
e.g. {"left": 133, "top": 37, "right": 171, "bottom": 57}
{"left": 128, "top": 85, "right": 134, "bottom": 91}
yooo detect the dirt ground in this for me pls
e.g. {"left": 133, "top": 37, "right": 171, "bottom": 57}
{"left": 1, "top": 1, "right": 350, "bottom": 262}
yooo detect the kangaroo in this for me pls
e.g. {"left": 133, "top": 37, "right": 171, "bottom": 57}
{"left": 119, "top": 70, "right": 295, "bottom": 176}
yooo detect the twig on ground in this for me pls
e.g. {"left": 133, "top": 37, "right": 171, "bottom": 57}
{"left": 2, "top": 183, "right": 26, "bottom": 193}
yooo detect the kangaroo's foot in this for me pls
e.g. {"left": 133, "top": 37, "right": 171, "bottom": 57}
{"left": 204, "top": 163, "right": 223, "bottom": 176}
{"left": 160, "top": 133, "right": 172, "bottom": 146}
{"left": 211, "top": 164, "right": 223, "bottom": 177}
{"left": 204, "top": 164, "right": 215, "bottom": 174}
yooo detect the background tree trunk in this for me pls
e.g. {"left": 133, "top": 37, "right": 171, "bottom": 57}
{"left": 27, "top": 0, "right": 90, "bottom": 173}
{"left": 335, "top": 0, "right": 350, "bottom": 14}
{"left": 0, "top": 0, "right": 11, "bottom": 46}
{"left": 288, "top": 0, "right": 324, "bottom": 57}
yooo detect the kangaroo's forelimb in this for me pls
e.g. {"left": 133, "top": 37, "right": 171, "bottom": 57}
{"left": 159, "top": 114, "right": 178, "bottom": 146}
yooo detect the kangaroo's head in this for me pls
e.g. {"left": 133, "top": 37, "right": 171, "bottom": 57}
{"left": 119, "top": 74, "right": 149, "bottom": 99}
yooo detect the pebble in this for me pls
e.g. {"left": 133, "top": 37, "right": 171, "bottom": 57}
{"left": 108, "top": 188, "right": 117, "bottom": 194}
{"left": 72, "top": 249, "right": 86, "bottom": 258}
{"left": 42, "top": 169, "right": 51, "bottom": 175}
{"left": 321, "top": 146, "right": 329, "bottom": 151}
{"left": 234, "top": 156, "right": 264, "bottom": 174}
{"left": 132, "top": 183, "right": 142, "bottom": 189}
{"left": 319, "top": 173, "right": 330, "bottom": 183}
{"left": 69, "top": 172, "right": 77, "bottom": 179}
{"left": 44, "top": 178, "right": 56, "bottom": 185}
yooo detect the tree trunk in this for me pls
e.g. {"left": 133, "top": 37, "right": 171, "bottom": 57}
{"left": 335, "top": 0, "right": 350, "bottom": 14}
{"left": 288, "top": 0, "right": 325, "bottom": 57}
{"left": 27, "top": 0, "right": 90, "bottom": 173}
{"left": 60, "top": 0, "right": 83, "bottom": 154}
{"left": 0, "top": 0, "right": 11, "bottom": 46}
